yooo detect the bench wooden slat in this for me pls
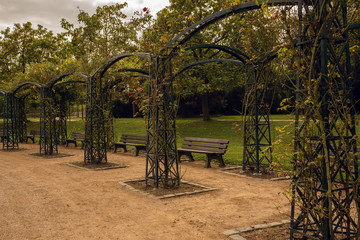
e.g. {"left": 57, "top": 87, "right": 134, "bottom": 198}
{"left": 178, "top": 147, "right": 226, "bottom": 154}
{"left": 182, "top": 141, "right": 228, "bottom": 149}
{"left": 30, "top": 130, "right": 41, "bottom": 135}
{"left": 117, "top": 143, "right": 145, "bottom": 147}
{"left": 121, "top": 134, "right": 146, "bottom": 140}
{"left": 122, "top": 134, "right": 147, "bottom": 138}
{"left": 120, "top": 141, "right": 146, "bottom": 145}
{"left": 120, "top": 138, "right": 146, "bottom": 142}
{"left": 120, "top": 137, "right": 146, "bottom": 141}
{"left": 183, "top": 137, "right": 229, "bottom": 144}
{"left": 70, "top": 133, "right": 85, "bottom": 138}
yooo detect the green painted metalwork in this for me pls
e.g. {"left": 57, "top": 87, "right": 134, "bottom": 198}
{"left": 151, "top": 1, "right": 298, "bottom": 188}
{"left": 3, "top": 93, "right": 19, "bottom": 150}
{"left": 243, "top": 64, "right": 272, "bottom": 173}
{"left": 84, "top": 53, "right": 149, "bottom": 164}
{"left": 146, "top": 56, "right": 180, "bottom": 187}
{"left": 40, "top": 86, "right": 57, "bottom": 155}
{"left": 16, "top": 97, "right": 27, "bottom": 142}
{"left": 8, "top": 82, "right": 41, "bottom": 151}
{"left": 291, "top": 0, "right": 359, "bottom": 239}
{"left": 52, "top": 78, "right": 87, "bottom": 145}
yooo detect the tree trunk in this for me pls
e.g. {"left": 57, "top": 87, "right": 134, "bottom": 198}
{"left": 132, "top": 101, "right": 136, "bottom": 118}
{"left": 201, "top": 93, "right": 210, "bottom": 121}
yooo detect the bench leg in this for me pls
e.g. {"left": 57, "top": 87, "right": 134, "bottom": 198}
{"left": 135, "top": 146, "right": 146, "bottom": 156}
{"left": 178, "top": 151, "right": 194, "bottom": 162}
{"left": 218, "top": 155, "right": 226, "bottom": 168}
{"left": 205, "top": 154, "right": 226, "bottom": 168}
{"left": 114, "top": 145, "right": 126, "bottom": 153}
{"left": 205, "top": 154, "right": 212, "bottom": 168}
{"left": 81, "top": 141, "right": 84, "bottom": 149}
{"left": 135, "top": 147, "right": 139, "bottom": 156}
{"left": 26, "top": 136, "right": 35, "bottom": 144}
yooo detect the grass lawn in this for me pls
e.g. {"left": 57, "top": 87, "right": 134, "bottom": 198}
{"left": 25, "top": 115, "right": 295, "bottom": 170}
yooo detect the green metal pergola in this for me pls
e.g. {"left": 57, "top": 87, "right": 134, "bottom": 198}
{"left": 0, "top": 1, "right": 358, "bottom": 238}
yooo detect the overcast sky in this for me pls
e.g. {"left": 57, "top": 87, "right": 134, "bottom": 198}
{"left": 0, "top": 0, "right": 170, "bottom": 33}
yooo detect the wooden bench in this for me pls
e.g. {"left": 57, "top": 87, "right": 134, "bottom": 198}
{"left": 0, "top": 129, "right": 9, "bottom": 142}
{"left": 26, "top": 129, "right": 41, "bottom": 143}
{"left": 113, "top": 134, "right": 146, "bottom": 156}
{"left": 65, "top": 132, "right": 85, "bottom": 149}
{"left": 178, "top": 137, "right": 229, "bottom": 168}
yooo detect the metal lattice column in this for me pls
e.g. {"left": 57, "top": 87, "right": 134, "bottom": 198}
{"left": 243, "top": 65, "right": 272, "bottom": 173}
{"left": 291, "top": 0, "right": 359, "bottom": 239}
{"left": 39, "top": 87, "right": 58, "bottom": 155}
{"left": 3, "top": 93, "right": 19, "bottom": 150}
{"left": 84, "top": 74, "right": 107, "bottom": 164}
{"left": 146, "top": 56, "right": 180, "bottom": 188}
{"left": 16, "top": 97, "right": 27, "bottom": 142}
{"left": 56, "top": 115, "right": 67, "bottom": 145}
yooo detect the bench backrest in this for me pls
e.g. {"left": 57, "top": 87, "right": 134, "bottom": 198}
{"left": 121, "top": 134, "right": 147, "bottom": 145}
{"left": 30, "top": 129, "right": 41, "bottom": 136}
{"left": 181, "top": 137, "right": 229, "bottom": 154}
{"left": 0, "top": 129, "right": 5, "bottom": 136}
{"left": 71, "top": 132, "right": 85, "bottom": 139}
{"left": 0, "top": 129, "right": 11, "bottom": 136}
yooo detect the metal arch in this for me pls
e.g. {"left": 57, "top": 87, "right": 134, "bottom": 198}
{"left": 85, "top": 53, "right": 150, "bottom": 164}
{"left": 147, "top": 1, "right": 299, "bottom": 188}
{"left": 0, "top": 89, "right": 7, "bottom": 95}
{"left": 174, "top": 59, "right": 245, "bottom": 78}
{"left": 160, "top": 0, "right": 299, "bottom": 57}
{"left": 41, "top": 74, "right": 86, "bottom": 155}
{"left": 10, "top": 82, "right": 42, "bottom": 96}
{"left": 106, "top": 75, "right": 149, "bottom": 90}
{"left": 349, "top": 23, "right": 360, "bottom": 30}
{"left": 53, "top": 80, "right": 87, "bottom": 88}
{"left": 134, "top": 75, "right": 150, "bottom": 79}
{"left": 46, "top": 72, "right": 88, "bottom": 90}
{"left": 253, "top": 47, "right": 283, "bottom": 65}
{"left": 112, "top": 68, "right": 149, "bottom": 75}
{"left": 92, "top": 53, "right": 150, "bottom": 79}
{"left": 52, "top": 79, "right": 87, "bottom": 146}
{"left": 104, "top": 68, "right": 149, "bottom": 89}
{"left": 5, "top": 83, "right": 41, "bottom": 151}
{"left": 184, "top": 44, "right": 250, "bottom": 63}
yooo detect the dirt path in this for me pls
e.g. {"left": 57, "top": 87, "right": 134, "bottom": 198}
{"left": 0, "top": 144, "right": 291, "bottom": 240}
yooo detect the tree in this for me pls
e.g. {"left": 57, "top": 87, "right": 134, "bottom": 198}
{"left": 60, "top": 3, "right": 151, "bottom": 73}
{"left": 0, "top": 22, "right": 66, "bottom": 89}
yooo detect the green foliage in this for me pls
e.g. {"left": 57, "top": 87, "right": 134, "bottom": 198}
{"left": 60, "top": 3, "right": 151, "bottom": 64}
{"left": 0, "top": 22, "right": 69, "bottom": 89}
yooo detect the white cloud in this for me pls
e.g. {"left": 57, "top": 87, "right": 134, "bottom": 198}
{"left": 0, "top": 0, "right": 169, "bottom": 33}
